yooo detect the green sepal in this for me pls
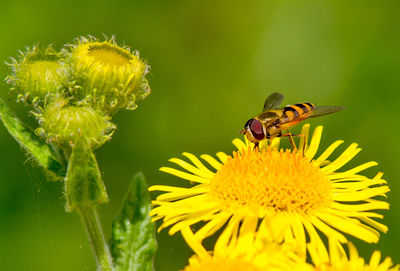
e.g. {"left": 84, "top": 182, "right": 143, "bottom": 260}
{"left": 110, "top": 172, "right": 157, "bottom": 271}
{"left": 0, "top": 97, "right": 65, "bottom": 180}
{"left": 65, "top": 136, "right": 108, "bottom": 212}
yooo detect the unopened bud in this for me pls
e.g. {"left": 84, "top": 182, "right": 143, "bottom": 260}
{"left": 67, "top": 36, "right": 150, "bottom": 115}
{"left": 6, "top": 45, "right": 65, "bottom": 106}
{"left": 65, "top": 136, "right": 108, "bottom": 211}
{"left": 36, "top": 97, "right": 115, "bottom": 150}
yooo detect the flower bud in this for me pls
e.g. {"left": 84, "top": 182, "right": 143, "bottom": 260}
{"left": 67, "top": 36, "right": 150, "bottom": 115}
{"left": 6, "top": 45, "right": 65, "bottom": 106}
{"left": 36, "top": 97, "right": 115, "bottom": 150}
{"left": 65, "top": 136, "right": 108, "bottom": 211}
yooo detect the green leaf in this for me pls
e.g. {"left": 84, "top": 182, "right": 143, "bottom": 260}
{"left": 110, "top": 172, "right": 158, "bottom": 271}
{"left": 0, "top": 97, "right": 65, "bottom": 180}
{"left": 64, "top": 136, "right": 108, "bottom": 211}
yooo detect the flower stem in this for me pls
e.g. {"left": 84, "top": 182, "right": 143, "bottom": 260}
{"left": 77, "top": 206, "right": 114, "bottom": 270}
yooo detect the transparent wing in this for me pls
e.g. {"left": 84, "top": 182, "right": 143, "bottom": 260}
{"left": 263, "top": 92, "right": 284, "bottom": 111}
{"left": 309, "top": 106, "right": 345, "bottom": 118}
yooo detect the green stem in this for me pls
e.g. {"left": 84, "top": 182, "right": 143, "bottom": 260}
{"left": 77, "top": 206, "right": 114, "bottom": 271}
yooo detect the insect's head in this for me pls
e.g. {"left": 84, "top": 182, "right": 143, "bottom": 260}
{"left": 240, "top": 118, "right": 265, "bottom": 143}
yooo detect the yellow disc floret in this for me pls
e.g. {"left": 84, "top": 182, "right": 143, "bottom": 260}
{"left": 68, "top": 36, "right": 150, "bottom": 114}
{"left": 208, "top": 147, "right": 332, "bottom": 215}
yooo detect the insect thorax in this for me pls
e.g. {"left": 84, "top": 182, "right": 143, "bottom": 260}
{"left": 257, "top": 111, "right": 281, "bottom": 125}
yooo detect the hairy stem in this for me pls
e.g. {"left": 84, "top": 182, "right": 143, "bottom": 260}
{"left": 77, "top": 206, "right": 114, "bottom": 271}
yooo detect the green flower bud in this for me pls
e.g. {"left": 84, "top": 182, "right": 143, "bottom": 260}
{"left": 6, "top": 45, "right": 65, "bottom": 106}
{"left": 67, "top": 36, "right": 150, "bottom": 115}
{"left": 36, "top": 97, "right": 115, "bottom": 150}
{"left": 65, "top": 136, "right": 108, "bottom": 211}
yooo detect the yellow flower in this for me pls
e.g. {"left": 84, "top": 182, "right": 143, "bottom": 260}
{"left": 180, "top": 225, "right": 313, "bottom": 271}
{"left": 309, "top": 239, "right": 399, "bottom": 271}
{"left": 150, "top": 124, "right": 389, "bottom": 253}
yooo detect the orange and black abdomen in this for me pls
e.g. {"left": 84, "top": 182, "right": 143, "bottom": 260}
{"left": 281, "top": 103, "right": 315, "bottom": 122}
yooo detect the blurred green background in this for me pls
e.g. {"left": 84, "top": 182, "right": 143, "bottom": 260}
{"left": 0, "top": 0, "right": 399, "bottom": 270}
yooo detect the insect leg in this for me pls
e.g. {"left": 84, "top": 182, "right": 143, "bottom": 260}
{"left": 288, "top": 132, "right": 297, "bottom": 151}
{"left": 298, "top": 134, "right": 306, "bottom": 154}
{"left": 279, "top": 132, "right": 297, "bottom": 150}
{"left": 280, "top": 132, "right": 305, "bottom": 154}
{"left": 253, "top": 142, "right": 259, "bottom": 150}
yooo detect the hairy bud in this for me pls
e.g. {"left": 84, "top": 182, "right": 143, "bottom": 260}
{"left": 67, "top": 36, "right": 150, "bottom": 115}
{"left": 6, "top": 45, "right": 65, "bottom": 106}
{"left": 36, "top": 97, "right": 115, "bottom": 150}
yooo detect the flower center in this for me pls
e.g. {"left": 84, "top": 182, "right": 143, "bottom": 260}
{"left": 183, "top": 257, "right": 260, "bottom": 271}
{"left": 208, "top": 148, "right": 332, "bottom": 214}
{"left": 88, "top": 43, "right": 132, "bottom": 67}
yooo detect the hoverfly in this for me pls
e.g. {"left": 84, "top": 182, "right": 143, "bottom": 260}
{"left": 241, "top": 92, "right": 344, "bottom": 148}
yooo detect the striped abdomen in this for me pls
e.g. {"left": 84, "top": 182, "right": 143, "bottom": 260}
{"left": 281, "top": 103, "right": 315, "bottom": 122}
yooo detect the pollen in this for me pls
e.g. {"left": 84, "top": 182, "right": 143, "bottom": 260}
{"left": 208, "top": 147, "right": 332, "bottom": 214}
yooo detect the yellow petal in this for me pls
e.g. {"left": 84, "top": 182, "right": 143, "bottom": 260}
{"left": 200, "top": 154, "right": 222, "bottom": 170}
{"left": 194, "top": 213, "right": 231, "bottom": 240}
{"left": 181, "top": 226, "right": 209, "bottom": 258}
{"left": 160, "top": 167, "right": 209, "bottom": 183}
{"left": 314, "top": 140, "right": 344, "bottom": 165}
{"left": 183, "top": 152, "right": 216, "bottom": 175}
{"left": 305, "top": 125, "right": 323, "bottom": 160}
{"left": 332, "top": 186, "right": 389, "bottom": 201}
{"left": 321, "top": 143, "right": 361, "bottom": 174}
{"left": 299, "top": 123, "right": 310, "bottom": 151}
{"left": 317, "top": 212, "right": 380, "bottom": 243}
{"left": 328, "top": 161, "right": 378, "bottom": 180}
{"left": 232, "top": 138, "right": 247, "bottom": 152}
{"left": 309, "top": 215, "right": 347, "bottom": 243}
{"left": 330, "top": 201, "right": 389, "bottom": 212}
{"left": 169, "top": 157, "right": 214, "bottom": 179}
{"left": 216, "top": 151, "right": 229, "bottom": 164}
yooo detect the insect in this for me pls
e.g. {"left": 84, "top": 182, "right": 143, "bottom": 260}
{"left": 240, "top": 92, "right": 344, "bottom": 148}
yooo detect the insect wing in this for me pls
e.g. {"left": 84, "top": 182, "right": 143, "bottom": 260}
{"left": 309, "top": 106, "right": 345, "bottom": 118}
{"left": 263, "top": 92, "right": 284, "bottom": 111}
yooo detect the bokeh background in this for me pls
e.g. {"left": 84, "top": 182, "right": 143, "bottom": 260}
{"left": 0, "top": 0, "right": 399, "bottom": 270}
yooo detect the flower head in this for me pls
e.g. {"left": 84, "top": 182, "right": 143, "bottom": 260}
{"left": 180, "top": 225, "right": 312, "bottom": 271}
{"left": 6, "top": 45, "right": 65, "bottom": 105}
{"left": 309, "top": 239, "right": 399, "bottom": 271}
{"left": 150, "top": 124, "right": 389, "bottom": 253}
{"left": 67, "top": 36, "right": 150, "bottom": 115}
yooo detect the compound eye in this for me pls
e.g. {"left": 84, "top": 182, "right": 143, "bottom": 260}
{"left": 249, "top": 119, "right": 265, "bottom": 140}
{"left": 244, "top": 119, "right": 253, "bottom": 129}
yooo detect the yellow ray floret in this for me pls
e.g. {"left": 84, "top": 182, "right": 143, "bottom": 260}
{"left": 309, "top": 239, "right": 399, "bottom": 271}
{"left": 181, "top": 226, "right": 313, "bottom": 271}
{"left": 149, "top": 124, "right": 390, "bottom": 253}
